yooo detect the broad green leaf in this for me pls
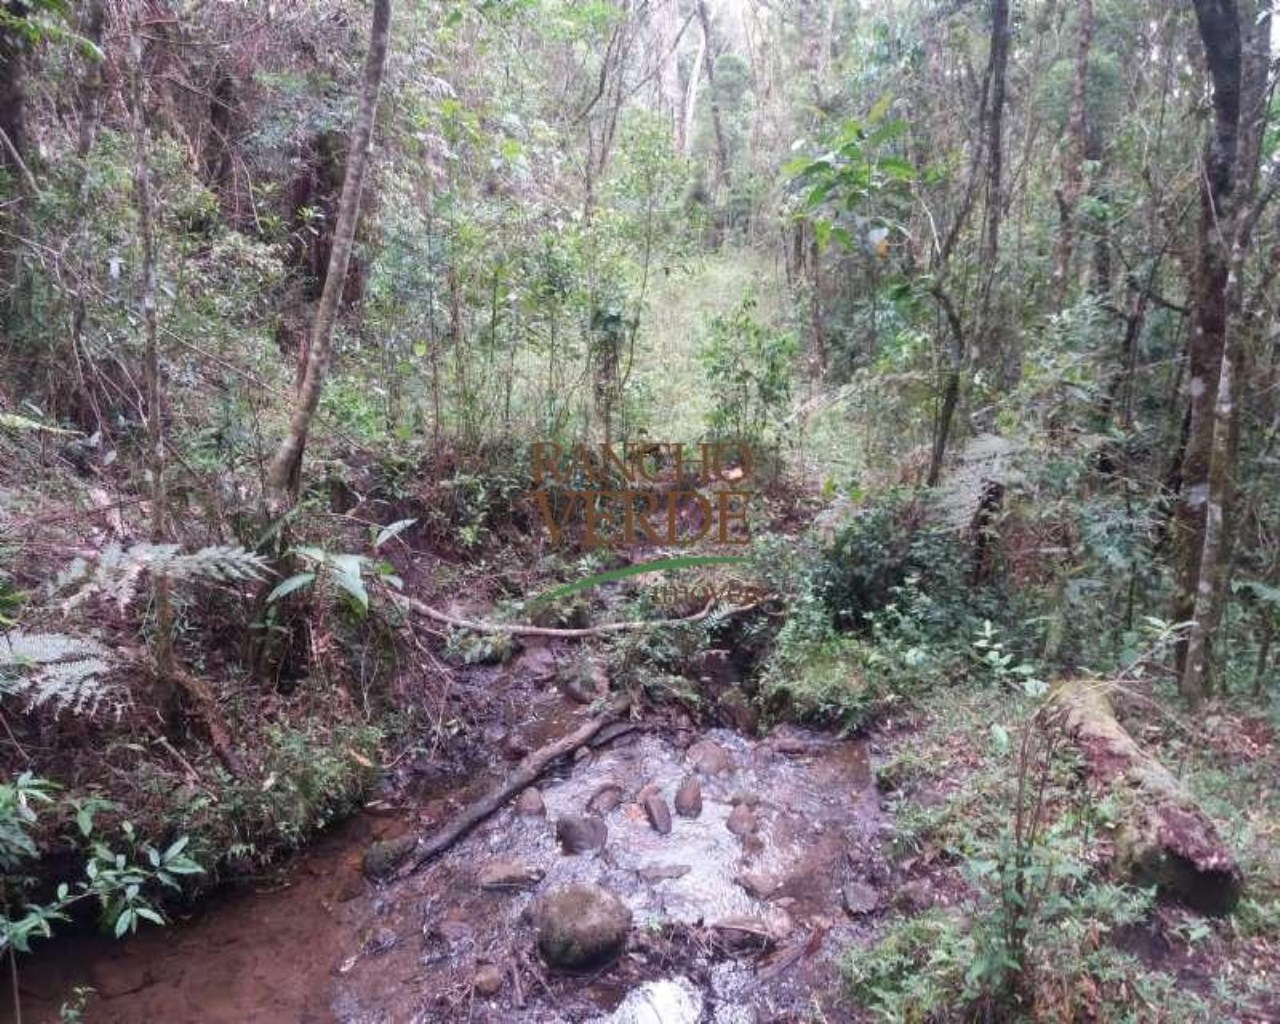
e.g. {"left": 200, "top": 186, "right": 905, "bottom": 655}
{"left": 374, "top": 518, "right": 417, "bottom": 550}
{"left": 266, "top": 572, "right": 315, "bottom": 604}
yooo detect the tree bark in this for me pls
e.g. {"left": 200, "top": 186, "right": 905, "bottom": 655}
{"left": 1173, "top": 0, "right": 1275, "bottom": 704}
{"left": 1052, "top": 0, "right": 1093, "bottom": 309}
{"left": 1053, "top": 679, "right": 1242, "bottom": 914}
{"left": 695, "top": 0, "right": 730, "bottom": 194}
{"left": 266, "top": 0, "right": 392, "bottom": 499}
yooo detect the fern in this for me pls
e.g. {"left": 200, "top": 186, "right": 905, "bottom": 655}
{"left": 57, "top": 543, "right": 270, "bottom": 612}
{"left": 0, "top": 631, "right": 123, "bottom": 717}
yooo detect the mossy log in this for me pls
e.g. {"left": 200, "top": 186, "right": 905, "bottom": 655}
{"left": 1052, "top": 678, "right": 1242, "bottom": 914}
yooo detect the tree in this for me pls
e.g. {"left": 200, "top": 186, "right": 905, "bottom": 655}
{"left": 1174, "top": 0, "right": 1275, "bottom": 705}
{"left": 266, "top": 0, "right": 392, "bottom": 499}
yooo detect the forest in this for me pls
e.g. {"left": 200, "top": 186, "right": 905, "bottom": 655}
{"left": 0, "top": 0, "right": 1277, "bottom": 1020}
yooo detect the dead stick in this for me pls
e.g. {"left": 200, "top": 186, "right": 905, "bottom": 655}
{"left": 398, "top": 697, "right": 632, "bottom": 876}
{"left": 403, "top": 596, "right": 758, "bottom": 638}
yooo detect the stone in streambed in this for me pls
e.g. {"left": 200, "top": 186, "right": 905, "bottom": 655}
{"left": 726, "top": 802, "right": 758, "bottom": 837}
{"left": 687, "top": 738, "right": 733, "bottom": 776}
{"left": 638, "top": 863, "right": 691, "bottom": 882}
{"left": 587, "top": 783, "right": 625, "bottom": 815}
{"left": 535, "top": 884, "right": 632, "bottom": 970}
{"left": 473, "top": 963, "right": 504, "bottom": 996}
{"left": 556, "top": 814, "right": 608, "bottom": 853}
{"left": 478, "top": 859, "right": 545, "bottom": 890}
{"left": 514, "top": 786, "right": 546, "bottom": 817}
{"left": 642, "top": 792, "right": 672, "bottom": 835}
{"left": 674, "top": 776, "right": 702, "bottom": 818}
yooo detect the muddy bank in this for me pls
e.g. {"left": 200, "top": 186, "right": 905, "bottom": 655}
{"left": 6, "top": 690, "right": 886, "bottom": 1023}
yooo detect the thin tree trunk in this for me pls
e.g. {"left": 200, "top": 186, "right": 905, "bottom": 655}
{"left": 695, "top": 0, "right": 730, "bottom": 193}
{"left": 1174, "top": 0, "right": 1257, "bottom": 704}
{"left": 266, "top": 0, "right": 392, "bottom": 499}
{"left": 682, "top": 26, "right": 705, "bottom": 160}
{"left": 1052, "top": 0, "right": 1093, "bottom": 309}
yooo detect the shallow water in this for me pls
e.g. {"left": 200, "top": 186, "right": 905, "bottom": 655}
{"left": 6, "top": 696, "right": 884, "bottom": 1024}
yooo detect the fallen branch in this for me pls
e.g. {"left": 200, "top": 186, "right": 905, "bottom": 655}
{"left": 402, "top": 596, "right": 758, "bottom": 639}
{"left": 395, "top": 696, "right": 634, "bottom": 877}
{"left": 1052, "top": 678, "right": 1242, "bottom": 914}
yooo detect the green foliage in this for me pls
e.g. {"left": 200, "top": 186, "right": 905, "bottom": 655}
{"left": 698, "top": 294, "right": 797, "bottom": 447}
{"left": 0, "top": 773, "right": 201, "bottom": 954}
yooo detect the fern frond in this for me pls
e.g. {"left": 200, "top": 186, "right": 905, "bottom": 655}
{"left": 0, "top": 631, "right": 124, "bottom": 718}
{"left": 57, "top": 543, "right": 270, "bottom": 612}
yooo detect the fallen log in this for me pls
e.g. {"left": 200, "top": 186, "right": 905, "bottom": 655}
{"left": 1051, "top": 678, "right": 1242, "bottom": 914}
{"left": 391, "top": 696, "right": 634, "bottom": 879}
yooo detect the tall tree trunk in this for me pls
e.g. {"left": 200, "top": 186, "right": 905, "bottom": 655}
{"left": 266, "top": 0, "right": 392, "bottom": 499}
{"left": 1174, "top": 0, "right": 1275, "bottom": 704}
{"left": 1052, "top": 0, "right": 1093, "bottom": 309}
{"left": 682, "top": 25, "right": 705, "bottom": 160}
{"left": 695, "top": 0, "right": 730, "bottom": 193}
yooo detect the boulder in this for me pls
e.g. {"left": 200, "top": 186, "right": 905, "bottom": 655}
{"left": 557, "top": 814, "right": 608, "bottom": 854}
{"left": 687, "top": 738, "right": 733, "bottom": 776}
{"left": 535, "top": 885, "right": 632, "bottom": 969}
{"left": 674, "top": 777, "right": 702, "bottom": 818}
{"left": 642, "top": 792, "right": 672, "bottom": 835}
{"left": 587, "top": 783, "right": 625, "bottom": 815}
{"left": 514, "top": 787, "right": 546, "bottom": 817}
{"left": 361, "top": 834, "right": 416, "bottom": 879}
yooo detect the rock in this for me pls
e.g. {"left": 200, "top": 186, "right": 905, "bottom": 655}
{"left": 600, "top": 977, "right": 704, "bottom": 1024}
{"left": 535, "top": 885, "right": 632, "bottom": 970}
{"left": 557, "top": 655, "right": 609, "bottom": 704}
{"left": 638, "top": 863, "right": 691, "bottom": 882}
{"left": 478, "top": 859, "right": 545, "bottom": 890}
{"left": 514, "top": 643, "right": 558, "bottom": 682}
{"left": 642, "top": 792, "right": 672, "bottom": 835}
{"left": 557, "top": 814, "right": 608, "bottom": 854}
{"left": 674, "top": 777, "right": 702, "bottom": 818}
{"left": 515, "top": 787, "right": 546, "bottom": 817}
{"left": 587, "top": 783, "right": 625, "bottom": 815}
{"left": 726, "top": 802, "right": 758, "bottom": 837}
{"left": 717, "top": 689, "right": 759, "bottom": 735}
{"left": 735, "top": 870, "right": 777, "bottom": 901}
{"left": 842, "top": 881, "right": 880, "bottom": 916}
{"left": 359, "top": 925, "right": 398, "bottom": 956}
{"left": 361, "top": 834, "right": 416, "bottom": 879}
{"left": 473, "top": 963, "right": 504, "bottom": 997}
{"left": 687, "top": 738, "right": 733, "bottom": 776}
{"left": 433, "top": 919, "right": 473, "bottom": 944}
{"left": 709, "top": 916, "right": 776, "bottom": 951}
{"left": 893, "top": 878, "right": 933, "bottom": 912}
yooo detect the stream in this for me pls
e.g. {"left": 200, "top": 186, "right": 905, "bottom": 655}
{"left": 7, "top": 644, "right": 888, "bottom": 1023}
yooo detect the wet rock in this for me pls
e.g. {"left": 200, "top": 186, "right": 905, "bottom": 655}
{"left": 333, "top": 872, "right": 365, "bottom": 903}
{"left": 587, "top": 783, "right": 625, "bottom": 815}
{"left": 478, "top": 859, "right": 545, "bottom": 890}
{"left": 642, "top": 792, "right": 672, "bottom": 835}
{"left": 687, "top": 738, "right": 733, "bottom": 776}
{"left": 515, "top": 787, "right": 546, "bottom": 817}
{"left": 735, "top": 870, "right": 777, "bottom": 901}
{"left": 726, "top": 802, "right": 759, "bottom": 837}
{"left": 598, "top": 977, "right": 704, "bottom": 1024}
{"left": 359, "top": 925, "right": 398, "bottom": 956}
{"left": 842, "top": 881, "right": 880, "bottom": 916}
{"left": 361, "top": 834, "right": 416, "bottom": 879}
{"left": 674, "top": 776, "right": 702, "bottom": 818}
{"left": 514, "top": 643, "right": 557, "bottom": 682}
{"left": 473, "top": 963, "right": 504, "bottom": 997}
{"left": 710, "top": 916, "right": 777, "bottom": 951}
{"left": 557, "top": 814, "right": 608, "bottom": 854}
{"left": 638, "top": 863, "right": 691, "bottom": 882}
{"left": 717, "top": 688, "right": 759, "bottom": 735}
{"left": 535, "top": 884, "right": 632, "bottom": 970}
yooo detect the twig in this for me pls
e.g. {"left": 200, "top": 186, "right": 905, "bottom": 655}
{"left": 0, "top": 126, "right": 39, "bottom": 197}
